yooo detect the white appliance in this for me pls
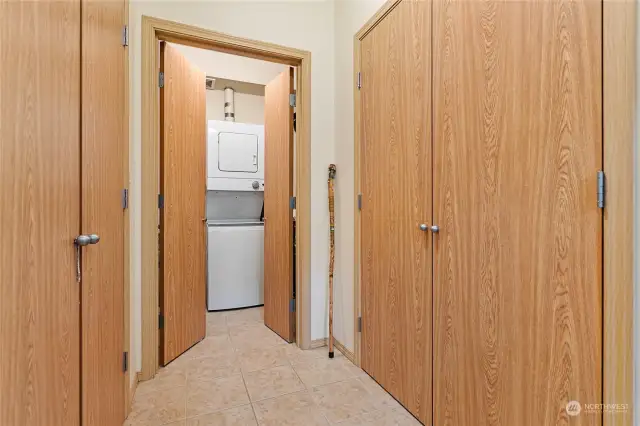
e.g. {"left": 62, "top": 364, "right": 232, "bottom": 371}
{"left": 206, "top": 120, "right": 265, "bottom": 311}
{"left": 207, "top": 120, "right": 265, "bottom": 191}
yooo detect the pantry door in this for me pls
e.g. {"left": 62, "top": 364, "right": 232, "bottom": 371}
{"left": 0, "top": 2, "right": 82, "bottom": 425}
{"left": 81, "top": 0, "right": 127, "bottom": 424}
{"left": 359, "top": 0, "right": 432, "bottom": 423}
{"left": 160, "top": 42, "right": 207, "bottom": 365}
{"left": 263, "top": 68, "right": 295, "bottom": 342}
{"left": 432, "top": 1, "right": 603, "bottom": 425}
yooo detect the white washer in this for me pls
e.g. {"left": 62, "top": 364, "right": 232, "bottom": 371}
{"left": 207, "top": 220, "right": 264, "bottom": 311}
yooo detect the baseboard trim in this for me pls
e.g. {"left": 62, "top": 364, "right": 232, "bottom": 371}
{"left": 131, "top": 372, "right": 140, "bottom": 401}
{"left": 333, "top": 338, "right": 356, "bottom": 364}
{"left": 310, "top": 338, "right": 326, "bottom": 349}
{"left": 309, "top": 338, "right": 356, "bottom": 364}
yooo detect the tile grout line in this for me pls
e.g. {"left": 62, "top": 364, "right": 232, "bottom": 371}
{"left": 239, "top": 356, "right": 261, "bottom": 425}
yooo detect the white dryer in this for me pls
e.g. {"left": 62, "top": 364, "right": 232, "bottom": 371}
{"left": 207, "top": 120, "right": 265, "bottom": 191}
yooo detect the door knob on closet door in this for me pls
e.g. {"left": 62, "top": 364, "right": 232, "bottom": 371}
{"left": 418, "top": 224, "right": 439, "bottom": 233}
{"left": 75, "top": 234, "right": 100, "bottom": 246}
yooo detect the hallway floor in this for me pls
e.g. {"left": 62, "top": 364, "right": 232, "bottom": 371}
{"left": 125, "top": 307, "right": 419, "bottom": 426}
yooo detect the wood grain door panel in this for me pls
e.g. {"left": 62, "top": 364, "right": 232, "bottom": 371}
{"left": 81, "top": 0, "right": 126, "bottom": 424}
{"left": 160, "top": 43, "right": 207, "bottom": 365}
{"left": 360, "top": 1, "right": 432, "bottom": 422}
{"left": 0, "top": 1, "right": 81, "bottom": 425}
{"left": 432, "top": 1, "right": 603, "bottom": 424}
{"left": 263, "top": 68, "right": 294, "bottom": 342}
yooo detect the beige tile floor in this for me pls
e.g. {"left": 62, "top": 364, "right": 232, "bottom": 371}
{"left": 125, "top": 307, "right": 420, "bottom": 426}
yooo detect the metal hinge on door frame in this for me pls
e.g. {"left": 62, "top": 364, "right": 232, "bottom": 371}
{"left": 597, "top": 170, "right": 606, "bottom": 209}
{"left": 159, "top": 313, "right": 164, "bottom": 329}
{"left": 158, "top": 194, "right": 164, "bottom": 209}
{"left": 357, "top": 72, "right": 361, "bottom": 90}
{"left": 357, "top": 193, "right": 362, "bottom": 210}
{"left": 289, "top": 299, "right": 295, "bottom": 313}
{"left": 122, "top": 351, "right": 129, "bottom": 372}
{"left": 159, "top": 71, "right": 165, "bottom": 88}
{"left": 122, "top": 25, "right": 129, "bottom": 47}
{"left": 357, "top": 317, "right": 362, "bottom": 332}
{"left": 290, "top": 196, "right": 296, "bottom": 209}
{"left": 289, "top": 93, "right": 296, "bottom": 108}
{"left": 122, "top": 188, "right": 129, "bottom": 209}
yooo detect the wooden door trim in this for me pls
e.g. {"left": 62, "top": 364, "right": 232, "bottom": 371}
{"left": 603, "top": 2, "right": 636, "bottom": 424}
{"left": 140, "top": 16, "right": 312, "bottom": 380}
{"left": 352, "top": 1, "right": 636, "bottom": 424}
{"left": 123, "top": 0, "right": 132, "bottom": 416}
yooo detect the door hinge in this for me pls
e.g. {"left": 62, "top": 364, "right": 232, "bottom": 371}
{"left": 289, "top": 299, "right": 296, "bottom": 313}
{"left": 159, "top": 313, "right": 164, "bottom": 329}
{"left": 158, "top": 194, "right": 164, "bottom": 209}
{"left": 357, "top": 193, "right": 362, "bottom": 210}
{"left": 159, "top": 71, "right": 165, "bottom": 88}
{"left": 122, "top": 351, "right": 129, "bottom": 372}
{"left": 357, "top": 72, "right": 361, "bottom": 90}
{"left": 597, "top": 170, "right": 605, "bottom": 209}
{"left": 122, "top": 188, "right": 129, "bottom": 209}
{"left": 289, "top": 93, "right": 296, "bottom": 107}
{"left": 290, "top": 196, "right": 296, "bottom": 209}
{"left": 357, "top": 317, "right": 362, "bottom": 332}
{"left": 122, "top": 25, "right": 129, "bottom": 47}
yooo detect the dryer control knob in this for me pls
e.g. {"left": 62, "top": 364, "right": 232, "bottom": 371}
{"left": 252, "top": 181, "right": 260, "bottom": 189}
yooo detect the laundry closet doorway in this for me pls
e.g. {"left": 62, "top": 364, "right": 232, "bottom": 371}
{"left": 141, "top": 17, "right": 312, "bottom": 379}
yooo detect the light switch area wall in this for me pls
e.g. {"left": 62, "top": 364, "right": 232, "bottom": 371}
{"left": 206, "top": 90, "right": 265, "bottom": 125}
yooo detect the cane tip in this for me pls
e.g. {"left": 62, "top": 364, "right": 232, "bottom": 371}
{"left": 329, "top": 352, "right": 335, "bottom": 359}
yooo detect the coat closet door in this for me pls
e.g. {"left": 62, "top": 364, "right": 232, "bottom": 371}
{"left": 81, "top": 0, "right": 127, "bottom": 424}
{"left": 0, "top": 2, "right": 82, "bottom": 425}
{"left": 432, "top": 1, "right": 602, "bottom": 425}
{"left": 360, "top": 1, "right": 432, "bottom": 422}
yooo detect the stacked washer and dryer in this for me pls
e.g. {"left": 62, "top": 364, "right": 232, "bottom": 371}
{"left": 206, "top": 113, "right": 265, "bottom": 311}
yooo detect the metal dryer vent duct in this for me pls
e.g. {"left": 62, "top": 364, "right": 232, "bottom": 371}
{"left": 224, "top": 87, "right": 235, "bottom": 122}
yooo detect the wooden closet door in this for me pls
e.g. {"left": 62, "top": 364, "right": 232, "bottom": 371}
{"left": 263, "top": 68, "right": 295, "bottom": 342}
{"left": 432, "top": 1, "right": 602, "bottom": 425}
{"left": 360, "top": 1, "right": 432, "bottom": 422}
{"left": 81, "top": 0, "right": 127, "bottom": 424}
{"left": 0, "top": 2, "right": 81, "bottom": 425}
{"left": 160, "top": 43, "right": 207, "bottom": 365}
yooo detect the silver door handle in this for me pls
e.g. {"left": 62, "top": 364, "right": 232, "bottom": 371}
{"left": 418, "top": 224, "right": 439, "bottom": 233}
{"left": 74, "top": 234, "right": 99, "bottom": 282}
{"left": 75, "top": 234, "right": 100, "bottom": 246}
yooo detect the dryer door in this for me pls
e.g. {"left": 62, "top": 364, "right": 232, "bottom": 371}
{"left": 218, "top": 132, "right": 259, "bottom": 173}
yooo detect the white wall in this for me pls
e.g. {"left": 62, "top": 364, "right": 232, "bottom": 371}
{"left": 331, "top": 0, "right": 386, "bottom": 352}
{"left": 128, "top": 0, "right": 335, "bottom": 380}
{"left": 206, "top": 90, "right": 265, "bottom": 125}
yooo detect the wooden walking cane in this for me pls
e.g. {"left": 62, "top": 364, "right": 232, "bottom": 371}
{"left": 328, "top": 164, "right": 336, "bottom": 358}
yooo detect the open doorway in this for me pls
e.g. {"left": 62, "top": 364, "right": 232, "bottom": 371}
{"left": 158, "top": 41, "right": 297, "bottom": 366}
{"left": 140, "top": 17, "right": 311, "bottom": 380}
